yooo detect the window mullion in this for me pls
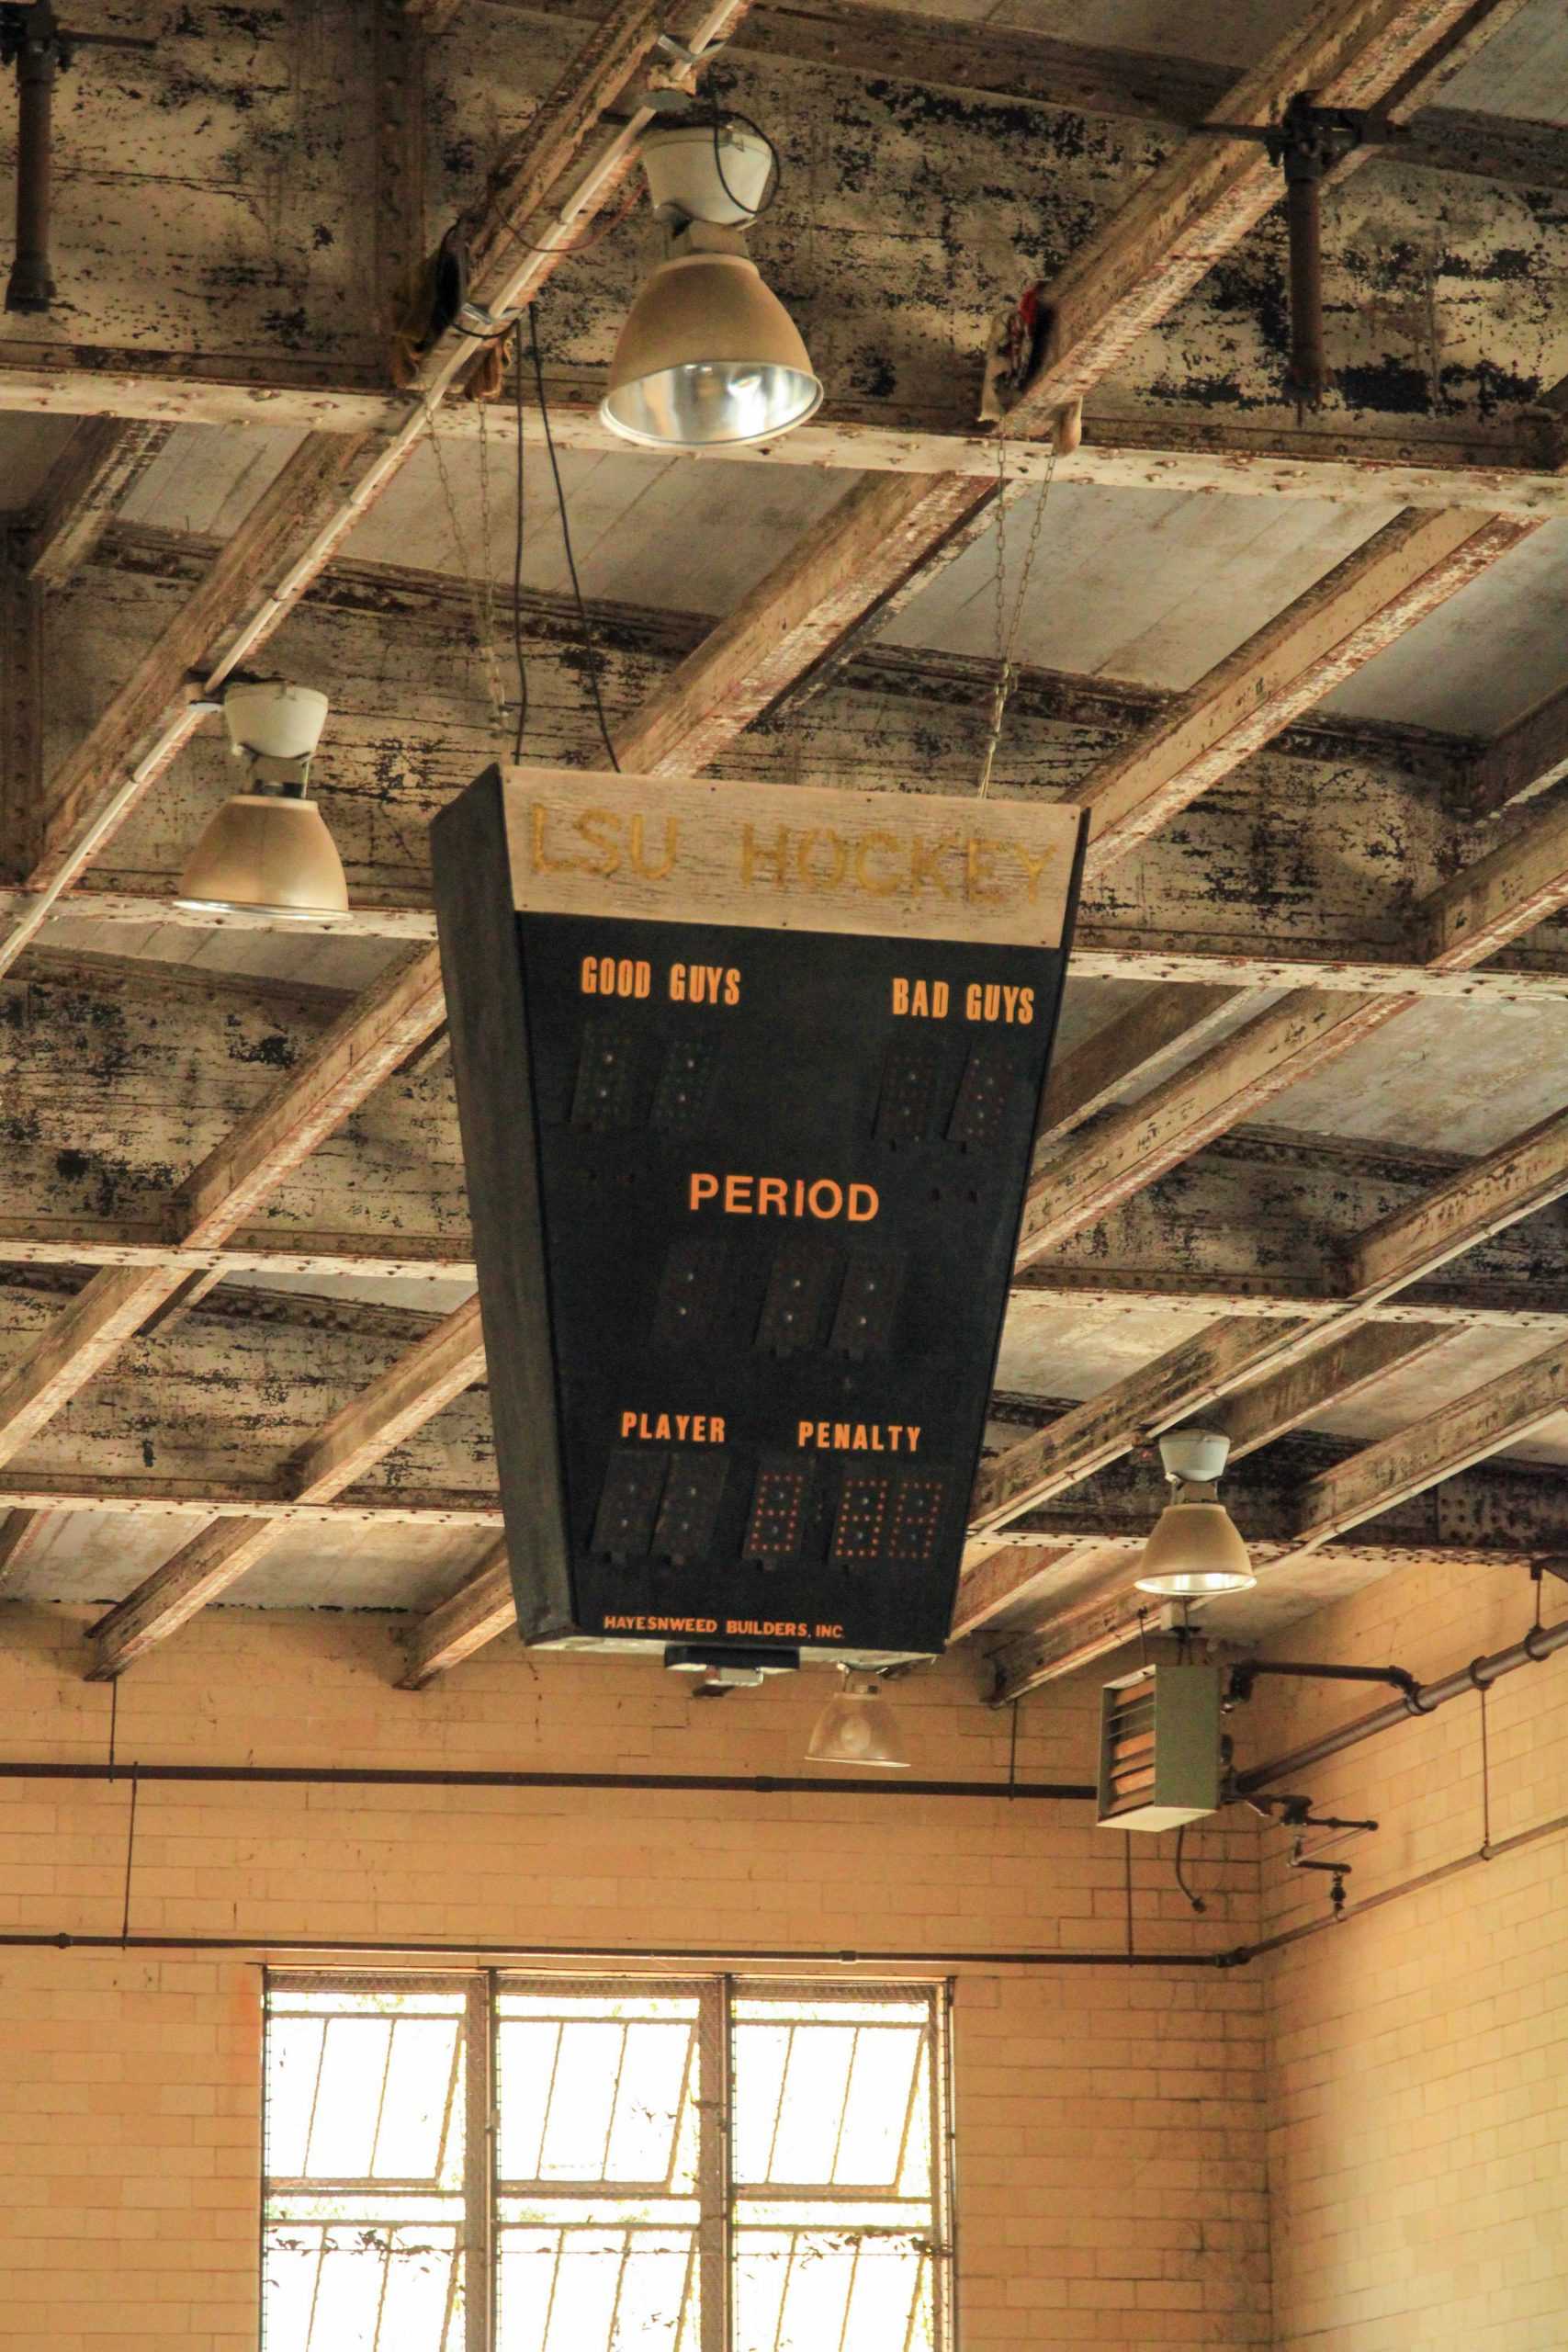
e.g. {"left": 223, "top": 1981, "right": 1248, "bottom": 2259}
{"left": 696, "top": 1974, "right": 733, "bottom": 2352}
{"left": 465, "top": 1971, "right": 497, "bottom": 2352}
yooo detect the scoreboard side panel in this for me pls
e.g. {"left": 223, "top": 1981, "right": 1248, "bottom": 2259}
{"left": 430, "top": 764, "right": 572, "bottom": 1642}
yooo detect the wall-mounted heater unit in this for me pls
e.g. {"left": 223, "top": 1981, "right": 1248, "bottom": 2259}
{"left": 1098, "top": 1663, "right": 1223, "bottom": 1831}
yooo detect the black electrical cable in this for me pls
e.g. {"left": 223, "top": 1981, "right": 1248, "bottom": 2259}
{"left": 511, "top": 316, "right": 528, "bottom": 762}
{"left": 1173, "top": 1825, "right": 1207, "bottom": 1915}
{"left": 707, "top": 100, "right": 782, "bottom": 222}
{"left": 528, "top": 304, "right": 620, "bottom": 773}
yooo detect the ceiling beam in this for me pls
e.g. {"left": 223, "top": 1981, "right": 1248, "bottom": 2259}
{"left": 0, "top": 539, "right": 42, "bottom": 881}
{"left": 1071, "top": 509, "right": 1532, "bottom": 878}
{"left": 0, "top": 1507, "right": 47, "bottom": 1591}
{"left": 5, "top": 360, "right": 1566, "bottom": 514}
{"left": 1468, "top": 681, "right": 1568, "bottom": 820}
{"left": 513, "top": 0, "right": 1568, "bottom": 191}
{"left": 0, "top": 943, "right": 446, "bottom": 1467}
{"left": 974, "top": 1096, "right": 1568, "bottom": 1536}
{"left": 1025, "top": 738, "right": 1568, "bottom": 1264}
{"left": 0, "top": 0, "right": 750, "bottom": 978}
{"left": 0, "top": 1434, "right": 1546, "bottom": 1554}
{"left": 1032, "top": 985, "right": 1244, "bottom": 1153}
{"left": 399, "top": 1544, "right": 516, "bottom": 1688}
{"left": 998, "top": 0, "right": 1534, "bottom": 437}
{"left": 1207, "top": 1322, "right": 1454, "bottom": 1462}
{"left": 20, "top": 420, "right": 171, "bottom": 589}
{"left": 20, "top": 885, "right": 1568, "bottom": 1003}
{"left": 5, "top": 1220, "right": 1568, "bottom": 1337}
{"left": 1277, "top": 1333, "right": 1568, "bottom": 1566}
{"left": 615, "top": 472, "right": 998, "bottom": 775}
{"left": 1422, "top": 795, "right": 1568, "bottom": 971}
{"left": 0, "top": 1475, "right": 499, "bottom": 1525}
{"left": 88, "top": 1296, "right": 487, "bottom": 1676}
{"left": 1021, "top": 991, "right": 1406, "bottom": 1265}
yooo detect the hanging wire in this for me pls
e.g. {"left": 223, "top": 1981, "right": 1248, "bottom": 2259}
{"left": 1173, "top": 1825, "right": 1207, "bottom": 1914}
{"left": 1479, "top": 1680, "right": 1494, "bottom": 1860}
{"left": 428, "top": 404, "right": 509, "bottom": 732}
{"left": 511, "top": 317, "right": 529, "bottom": 762}
{"left": 1007, "top": 1700, "right": 1020, "bottom": 1799}
{"left": 477, "top": 403, "right": 501, "bottom": 710}
{"left": 528, "top": 305, "right": 621, "bottom": 772}
{"left": 1123, "top": 1831, "right": 1135, "bottom": 1956}
{"left": 976, "top": 436, "right": 1057, "bottom": 799}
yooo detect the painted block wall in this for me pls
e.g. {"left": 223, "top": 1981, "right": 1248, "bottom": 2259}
{"left": 1251, "top": 1559, "right": 1568, "bottom": 2351}
{"left": 0, "top": 1604, "right": 1267, "bottom": 2350}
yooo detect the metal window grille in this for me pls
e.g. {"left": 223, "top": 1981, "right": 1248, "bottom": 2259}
{"left": 263, "top": 1972, "right": 953, "bottom": 2352}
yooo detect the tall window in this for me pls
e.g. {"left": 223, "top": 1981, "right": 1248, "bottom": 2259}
{"left": 263, "top": 1973, "right": 952, "bottom": 2352}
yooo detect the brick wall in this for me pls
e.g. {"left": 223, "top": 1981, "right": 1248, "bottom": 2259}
{"left": 0, "top": 1603, "right": 1268, "bottom": 2349}
{"left": 1248, "top": 1558, "right": 1568, "bottom": 2350}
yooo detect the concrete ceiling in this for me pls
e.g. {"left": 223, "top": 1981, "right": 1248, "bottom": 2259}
{"left": 6, "top": 0, "right": 1568, "bottom": 1667}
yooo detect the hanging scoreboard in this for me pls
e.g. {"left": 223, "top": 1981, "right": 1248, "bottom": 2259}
{"left": 432, "top": 765, "right": 1086, "bottom": 1667}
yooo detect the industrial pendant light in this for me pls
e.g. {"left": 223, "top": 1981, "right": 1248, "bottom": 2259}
{"left": 1134, "top": 1430, "right": 1256, "bottom": 1599}
{"left": 602, "top": 114, "right": 821, "bottom": 450}
{"left": 806, "top": 1668, "right": 909, "bottom": 1770}
{"left": 176, "top": 681, "right": 349, "bottom": 922}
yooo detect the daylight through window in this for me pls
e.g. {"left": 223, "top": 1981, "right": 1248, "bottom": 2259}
{"left": 263, "top": 1973, "right": 952, "bottom": 2352}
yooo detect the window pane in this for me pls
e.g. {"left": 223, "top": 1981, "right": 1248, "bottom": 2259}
{"left": 735, "top": 2231, "right": 932, "bottom": 2352}
{"left": 539, "top": 2023, "right": 624, "bottom": 2177}
{"left": 498, "top": 2000, "right": 699, "bottom": 2190}
{"left": 265, "top": 1985, "right": 468, "bottom": 2352}
{"left": 306, "top": 2018, "right": 392, "bottom": 2178}
{"left": 764, "top": 2025, "right": 856, "bottom": 2184}
{"left": 837, "top": 2030, "right": 923, "bottom": 2190}
{"left": 497, "top": 2225, "right": 698, "bottom": 2352}
{"left": 604, "top": 2023, "right": 692, "bottom": 2183}
{"left": 372, "top": 2018, "right": 462, "bottom": 2185}
{"left": 266, "top": 2018, "right": 325, "bottom": 2179}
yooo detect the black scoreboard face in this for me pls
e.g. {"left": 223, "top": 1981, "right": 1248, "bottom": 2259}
{"left": 433, "top": 766, "right": 1085, "bottom": 1665}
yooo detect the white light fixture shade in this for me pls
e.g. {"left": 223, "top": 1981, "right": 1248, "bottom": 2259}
{"left": 222, "top": 681, "right": 329, "bottom": 766}
{"left": 806, "top": 1672, "right": 909, "bottom": 1770}
{"left": 1134, "top": 1498, "right": 1256, "bottom": 1598}
{"left": 601, "top": 248, "right": 822, "bottom": 449}
{"left": 640, "top": 122, "right": 774, "bottom": 227}
{"left": 175, "top": 792, "right": 349, "bottom": 922}
{"left": 1134, "top": 1427, "right": 1255, "bottom": 1598}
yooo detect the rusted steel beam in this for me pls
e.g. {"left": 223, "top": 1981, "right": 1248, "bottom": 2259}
{"left": 3, "top": 361, "right": 1566, "bottom": 513}
{"left": 400, "top": 1544, "right": 517, "bottom": 1689}
{"left": 1276, "top": 1333, "right": 1568, "bottom": 1566}
{"left": 88, "top": 1295, "right": 487, "bottom": 1676}
{"left": 1468, "top": 681, "right": 1568, "bottom": 820}
{"left": 974, "top": 1095, "right": 1568, "bottom": 1537}
{"left": 0, "top": 1506, "right": 47, "bottom": 1591}
{"left": 21, "top": 418, "right": 170, "bottom": 587}
{"left": 0, "top": 534, "right": 42, "bottom": 881}
{"left": 0, "top": 0, "right": 752, "bottom": 979}
{"left": 1072, "top": 510, "right": 1534, "bottom": 878}
{"left": 515, "top": 0, "right": 1568, "bottom": 192}
{"left": 0, "top": 944, "right": 446, "bottom": 1470}
{"left": 999, "top": 0, "right": 1536, "bottom": 438}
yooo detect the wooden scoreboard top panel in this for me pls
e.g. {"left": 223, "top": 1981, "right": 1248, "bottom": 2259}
{"left": 432, "top": 766, "right": 1087, "bottom": 1665}
{"left": 500, "top": 765, "right": 1081, "bottom": 945}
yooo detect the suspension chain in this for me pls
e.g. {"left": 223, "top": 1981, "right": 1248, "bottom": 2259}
{"left": 976, "top": 437, "right": 1056, "bottom": 800}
